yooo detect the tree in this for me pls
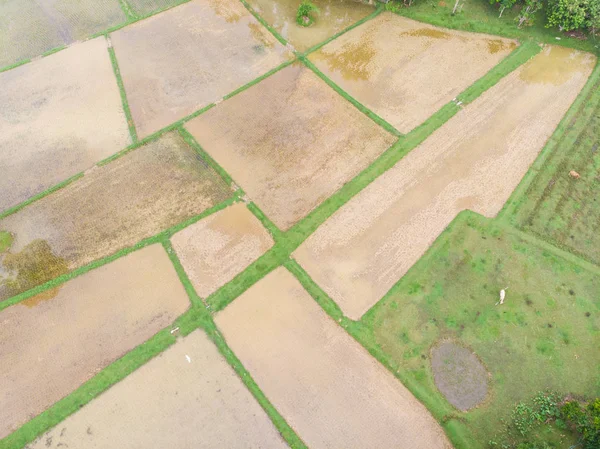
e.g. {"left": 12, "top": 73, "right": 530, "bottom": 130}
{"left": 296, "top": 1, "right": 319, "bottom": 27}
{"left": 588, "top": 0, "right": 600, "bottom": 35}
{"left": 517, "top": 0, "right": 543, "bottom": 27}
{"left": 546, "top": 0, "right": 590, "bottom": 31}
{"left": 490, "top": 0, "right": 518, "bottom": 18}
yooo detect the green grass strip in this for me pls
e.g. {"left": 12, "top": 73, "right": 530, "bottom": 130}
{"left": 247, "top": 202, "right": 284, "bottom": 242}
{"left": 456, "top": 40, "right": 541, "bottom": 104}
{"left": 497, "top": 60, "right": 600, "bottom": 222}
{"left": 117, "top": 0, "right": 138, "bottom": 21}
{"left": 302, "top": 4, "right": 383, "bottom": 56}
{"left": 0, "top": 58, "right": 30, "bottom": 74}
{"left": 0, "top": 173, "right": 84, "bottom": 220}
{"left": 0, "top": 197, "right": 236, "bottom": 313}
{"left": 223, "top": 58, "right": 296, "bottom": 100}
{"left": 301, "top": 56, "right": 402, "bottom": 137}
{"left": 162, "top": 240, "right": 206, "bottom": 309}
{"left": 238, "top": 0, "right": 289, "bottom": 47}
{"left": 41, "top": 45, "right": 66, "bottom": 58}
{"left": 107, "top": 44, "right": 138, "bottom": 143}
{"left": 0, "top": 326, "right": 178, "bottom": 449}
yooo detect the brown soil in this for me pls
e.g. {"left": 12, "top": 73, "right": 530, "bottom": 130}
{"left": 0, "top": 37, "right": 131, "bottom": 213}
{"left": 0, "top": 244, "right": 190, "bottom": 439}
{"left": 171, "top": 203, "right": 274, "bottom": 298}
{"left": 309, "top": 13, "right": 518, "bottom": 133}
{"left": 431, "top": 341, "right": 488, "bottom": 411}
{"left": 247, "top": 0, "right": 374, "bottom": 52}
{"left": 294, "top": 45, "right": 595, "bottom": 320}
{"left": 215, "top": 267, "right": 452, "bottom": 449}
{"left": 0, "top": 0, "right": 125, "bottom": 68}
{"left": 0, "top": 131, "right": 231, "bottom": 302}
{"left": 111, "top": 0, "right": 293, "bottom": 138}
{"left": 185, "top": 63, "right": 396, "bottom": 230}
{"left": 26, "top": 330, "right": 288, "bottom": 449}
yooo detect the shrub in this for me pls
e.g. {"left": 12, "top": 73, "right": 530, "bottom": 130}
{"left": 296, "top": 1, "right": 320, "bottom": 27}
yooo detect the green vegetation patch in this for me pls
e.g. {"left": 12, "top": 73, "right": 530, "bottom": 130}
{"left": 359, "top": 212, "right": 600, "bottom": 449}
{"left": 510, "top": 64, "right": 600, "bottom": 265}
{"left": 0, "top": 232, "right": 13, "bottom": 253}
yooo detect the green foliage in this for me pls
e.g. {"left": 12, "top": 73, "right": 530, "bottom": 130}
{"left": 561, "top": 399, "right": 600, "bottom": 449}
{"left": 296, "top": 0, "right": 319, "bottom": 27}
{"left": 517, "top": 0, "right": 544, "bottom": 27}
{"left": 489, "top": 0, "right": 518, "bottom": 17}
{"left": 588, "top": 0, "right": 600, "bottom": 34}
{"left": 0, "top": 231, "right": 13, "bottom": 253}
{"left": 547, "top": 0, "right": 590, "bottom": 31}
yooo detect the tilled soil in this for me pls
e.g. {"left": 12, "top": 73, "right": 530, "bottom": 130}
{"left": 186, "top": 63, "right": 396, "bottom": 230}
{"left": 25, "top": 330, "right": 288, "bottom": 449}
{"left": 171, "top": 203, "right": 274, "bottom": 298}
{"left": 310, "top": 13, "right": 518, "bottom": 133}
{"left": 0, "top": 244, "right": 190, "bottom": 439}
{"left": 294, "top": 45, "right": 596, "bottom": 320}
{"left": 215, "top": 267, "right": 453, "bottom": 449}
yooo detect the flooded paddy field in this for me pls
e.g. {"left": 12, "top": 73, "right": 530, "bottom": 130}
{"left": 26, "top": 330, "right": 288, "bottom": 449}
{"left": 0, "top": 0, "right": 125, "bottom": 68}
{"left": 294, "top": 46, "right": 595, "bottom": 320}
{"left": 0, "top": 37, "right": 130, "bottom": 213}
{"left": 215, "top": 267, "right": 452, "bottom": 449}
{"left": 0, "top": 132, "right": 231, "bottom": 301}
{"left": 186, "top": 63, "right": 396, "bottom": 230}
{"left": 309, "top": 13, "right": 517, "bottom": 133}
{"left": 111, "top": 0, "right": 293, "bottom": 138}
{"left": 247, "top": 0, "right": 374, "bottom": 51}
{"left": 171, "top": 203, "right": 274, "bottom": 298}
{"left": 0, "top": 245, "right": 189, "bottom": 439}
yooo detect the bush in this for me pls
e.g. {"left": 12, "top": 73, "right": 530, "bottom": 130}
{"left": 296, "top": 1, "right": 320, "bottom": 27}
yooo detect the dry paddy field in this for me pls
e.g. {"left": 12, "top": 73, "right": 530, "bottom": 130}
{"left": 215, "top": 267, "right": 452, "bottom": 449}
{"left": 0, "top": 0, "right": 125, "bottom": 68}
{"left": 111, "top": 0, "right": 293, "bottom": 138}
{"left": 171, "top": 203, "right": 274, "bottom": 298}
{"left": 294, "top": 45, "right": 595, "bottom": 320}
{"left": 309, "top": 13, "right": 517, "bottom": 133}
{"left": 186, "top": 63, "right": 396, "bottom": 230}
{"left": 0, "top": 37, "right": 130, "bottom": 212}
{"left": 246, "top": 0, "right": 373, "bottom": 51}
{"left": 0, "top": 245, "right": 189, "bottom": 439}
{"left": 0, "top": 132, "right": 231, "bottom": 301}
{"left": 26, "top": 330, "right": 288, "bottom": 449}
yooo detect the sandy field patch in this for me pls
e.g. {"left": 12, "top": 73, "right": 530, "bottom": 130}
{"left": 215, "top": 267, "right": 452, "bottom": 449}
{"left": 294, "top": 45, "right": 596, "bottom": 320}
{"left": 431, "top": 341, "right": 488, "bottom": 411}
{"left": 171, "top": 203, "right": 274, "bottom": 298}
{"left": 126, "top": 0, "right": 184, "bottom": 16}
{"left": 0, "top": 37, "right": 130, "bottom": 213}
{"left": 247, "top": 0, "right": 373, "bottom": 52}
{"left": 0, "top": 0, "right": 125, "bottom": 68}
{"left": 111, "top": 0, "right": 293, "bottom": 139}
{"left": 0, "top": 132, "right": 231, "bottom": 302}
{"left": 0, "top": 244, "right": 189, "bottom": 439}
{"left": 309, "top": 13, "right": 518, "bottom": 133}
{"left": 26, "top": 330, "right": 288, "bottom": 449}
{"left": 186, "top": 63, "right": 396, "bottom": 230}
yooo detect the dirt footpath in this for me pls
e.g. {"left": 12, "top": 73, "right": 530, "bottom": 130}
{"left": 26, "top": 330, "right": 288, "bottom": 449}
{"left": 111, "top": 0, "right": 292, "bottom": 138}
{"left": 0, "top": 245, "right": 189, "bottom": 439}
{"left": 186, "top": 63, "right": 396, "bottom": 230}
{"left": 0, "top": 131, "right": 231, "bottom": 302}
{"left": 310, "top": 13, "right": 517, "bottom": 133}
{"left": 215, "top": 267, "right": 452, "bottom": 449}
{"left": 0, "top": 37, "right": 130, "bottom": 213}
{"left": 171, "top": 203, "right": 274, "bottom": 298}
{"left": 294, "top": 45, "right": 596, "bottom": 320}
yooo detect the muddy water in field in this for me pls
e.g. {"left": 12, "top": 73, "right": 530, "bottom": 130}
{"left": 186, "top": 63, "right": 395, "bottom": 230}
{"left": 27, "top": 330, "right": 288, "bottom": 449}
{"left": 247, "top": 0, "right": 373, "bottom": 51}
{"left": 0, "top": 37, "right": 131, "bottom": 213}
{"left": 519, "top": 45, "right": 595, "bottom": 85}
{"left": 171, "top": 203, "right": 274, "bottom": 298}
{"left": 0, "top": 132, "right": 231, "bottom": 302}
{"left": 111, "top": 0, "right": 293, "bottom": 138}
{"left": 294, "top": 45, "right": 595, "bottom": 320}
{"left": 215, "top": 268, "right": 452, "bottom": 449}
{"left": 0, "top": 245, "right": 190, "bottom": 439}
{"left": 310, "top": 13, "right": 517, "bottom": 133}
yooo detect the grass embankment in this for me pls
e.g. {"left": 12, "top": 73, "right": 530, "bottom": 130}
{"left": 387, "top": 0, "right": 599, "bottom": 54}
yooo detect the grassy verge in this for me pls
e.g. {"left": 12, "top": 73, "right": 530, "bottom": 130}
{"left": 386, "top": 0, "right": 600, "bottom": 54}
{"left": 238, "top": 0, "right": 289, "bottom": 47}
{"left": 117, "top": 0, "right": 138, "bottom": 21}
{"left": 107, "top": 43, "right": 138, "bottom": 143}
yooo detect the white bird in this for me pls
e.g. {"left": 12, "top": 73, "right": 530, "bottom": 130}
{"left": 496, "top": 288, "right": 508, "bottom": 305}
{"left": 185, "top": 355, "right": 191, "bottom": 363}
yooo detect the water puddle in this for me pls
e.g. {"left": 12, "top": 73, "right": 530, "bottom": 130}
{"left": 519, "top": 45, "right": 596, "bottom": 85}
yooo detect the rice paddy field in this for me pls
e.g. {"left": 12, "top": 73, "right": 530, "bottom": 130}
{"left": 1, "top": 1, "right": 599, "bottom": 448}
